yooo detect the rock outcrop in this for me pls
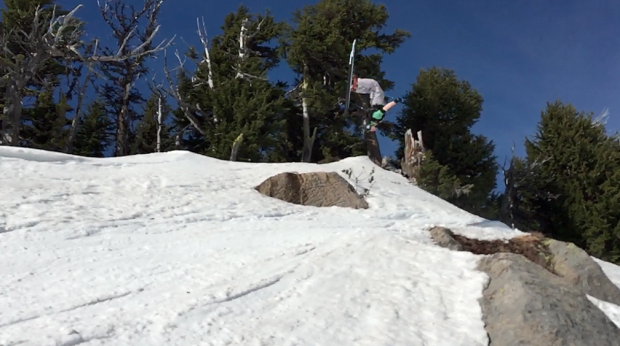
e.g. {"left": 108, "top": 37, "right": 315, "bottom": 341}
{"left": 546, "top": 239, "right": 620, "bottom": 306}
{"left": 478, "top": 253, "right": 620, "bottom": 346}
{"left": 255, "top": 171, "right": 368, "bottom": 209}
{"left": 429, "top": 226, "right": 620, "bottom": 346}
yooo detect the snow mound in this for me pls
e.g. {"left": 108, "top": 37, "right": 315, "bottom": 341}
{"left": 0, "top": 147, "right": 618, "bottom": 345}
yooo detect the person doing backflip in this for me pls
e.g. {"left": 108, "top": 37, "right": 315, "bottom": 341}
{"left": 350, "top": 74, "right": 401, "bottom": 131}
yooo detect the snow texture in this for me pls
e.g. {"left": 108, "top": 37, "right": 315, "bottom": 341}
{"left": 1, "top": 147, "right": 620, "bottom": 345}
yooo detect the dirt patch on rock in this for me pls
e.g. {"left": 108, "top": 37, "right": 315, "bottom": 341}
{"left": 431, "top": 227, "right": 555, "bottom": 274}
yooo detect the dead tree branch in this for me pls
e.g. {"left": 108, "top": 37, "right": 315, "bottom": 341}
{"left": 65, "top": 63, "right": 94, "bottom": 153}
{"left": 234, "top": 16, "right": 267, "bottom": 80}
{"left": 195, "top": 17, "right": 214, "bottom": 89}
{"left": 161, "top": 50, "right": 205, "bottom": 135}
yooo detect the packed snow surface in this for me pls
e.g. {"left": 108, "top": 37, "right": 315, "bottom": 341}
{"left": 1, "top": 147, "right": 619, "bottom": 346}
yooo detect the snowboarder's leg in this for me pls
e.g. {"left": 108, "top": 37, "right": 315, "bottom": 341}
{"left": 382, "top": 97, "right": 401, "bottom": 112}
{"left": 365, "top": 107, "right": 385, "bottom": 131}
{"left": 364, "top": 97, "right": 401, "bottom": 130}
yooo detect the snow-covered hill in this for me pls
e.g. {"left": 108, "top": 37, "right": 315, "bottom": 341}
{"left": 1, "top": 147, "right": 619, "bottom": 346}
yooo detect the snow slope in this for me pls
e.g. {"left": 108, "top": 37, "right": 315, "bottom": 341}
{"left": 0, "top": 147, "right": 618, "bottom": 346}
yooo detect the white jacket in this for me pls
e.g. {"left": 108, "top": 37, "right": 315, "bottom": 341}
{"left": 354, "top": 78, "right": 385, "bottom": 106}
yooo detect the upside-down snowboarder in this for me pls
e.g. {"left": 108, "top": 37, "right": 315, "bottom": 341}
{"left": 341, "top": 74, "right": 401, "bottom": 132}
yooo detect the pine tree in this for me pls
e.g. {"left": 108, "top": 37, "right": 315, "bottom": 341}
{"left": 284, "top": 0, "right": 410, "bottom": 162}
{"left": 393, "top": 67, "right": 497, "bottom": 215}
{"left": 520, "top": 101, "right": 620, "bottom": 262}
{"left": 177, "top": 5, "right": 290, "bottom": 161}
{"left": 21, "top": 86, "right": 70, "bottom": 151}
{"left": 72, "top": 100, "right": 114, "bottom": 157}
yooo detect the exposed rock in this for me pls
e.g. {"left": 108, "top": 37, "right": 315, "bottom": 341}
{"left": 547, "top": 239, "right": 620, "bottom": 306}
{"left": 255, "top": 171, "right": 368, "bottom": 209}
{"left": 429, "top": 226, "right": 462, "bottom": 251}
{"left": 429, "top": 227, "right": 620, "bottom": 307}
{"left": 478, "top": 253, "right": 620, "bottom": 346}
{"left": 428, "top": 228, "right": 620, "bottom": 344}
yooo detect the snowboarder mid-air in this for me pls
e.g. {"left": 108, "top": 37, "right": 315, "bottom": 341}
{"left": 348, "top": 74, "right": 401, "bottom": 131}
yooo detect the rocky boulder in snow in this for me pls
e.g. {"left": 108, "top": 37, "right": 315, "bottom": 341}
{"left": 478, "top": 253, "right": 620, "bottom": 346}
{"left": 254, "top": 171, "right": 369, "bottom": 209}
{"left": 429, "top": 227, "right": 620, "bottom": 345}
{"left": 546, "top": 239, "right": 620, "bottom": 306}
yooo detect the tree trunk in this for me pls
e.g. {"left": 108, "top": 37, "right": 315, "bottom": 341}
{"left": 115, "top": 82, "right": 132, "bottom": 156}
{"left": 301, "top": 95, "right": 316, "bottom": 162}
{"left": 400, "top": 129, "right": 425, "bottom": 181}
{"left": 156, "top": 95, "right": 162, "bottom": 153}
{"left": 6, "top": 84, "right": 24, "bottom": 146}
{"left": 364, "top": 130, "right": 382, "bottom": 166}
{"left": 65, "top": 68, "right": 92, "bottom": 154}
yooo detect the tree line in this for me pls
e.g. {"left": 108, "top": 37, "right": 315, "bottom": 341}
{"left": 2, "top": 0, "right": 620, "bottom": 263}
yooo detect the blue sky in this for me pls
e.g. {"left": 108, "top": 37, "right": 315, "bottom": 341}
{"left": 12, "top": 0, "right": 620, "bottom": 190}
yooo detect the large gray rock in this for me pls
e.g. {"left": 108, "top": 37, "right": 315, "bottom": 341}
{"left": 255, "top": 171, "right": 369, "bottom": 209}
{"left": 477, "top": 253, "right": 620, "bottom": 346}
{"left": 429, "top": 226, "right": 463, "bottom": 251}
{"left": 547, "top": 239, "right": 620, "bottom": 306}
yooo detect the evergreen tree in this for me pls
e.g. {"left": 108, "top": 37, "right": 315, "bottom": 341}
{"left": 21, "top": 86, "right": 70, "bottom": 151}
{"left": 393, "top": 67, "right": 497, "bottom": 216}
{"left": 285, "top": 0, "right": 410, "bottom": 162}
{"left": 131, "top": 90, "right": 172, "bottom": 154}
{"left": 178, "top": 5, "right": 290, "bottom": 161}
{"left": 520, "top": 101, "right": 620, "bottom": 262}
{"left": 72, "top": 100, "right": 114, "bottom": 157}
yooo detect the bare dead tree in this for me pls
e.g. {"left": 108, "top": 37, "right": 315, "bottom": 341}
{"left": 233, "top": 16, "right": 267, "bottom": 81}
{"left": 0, "top": 3, "right": 173, "bottom": 147}
{"left": 498, "top": 143, "right": 557, "bottom": 231}
{"left": 159, "top": 15, "right": 219, "bottom": 143}
{"left": 97, "top": 0, "right": 171, "bottom": 156}
{"left": 65, "top": 57, "right": 95, "bottom": 154}
{"left": 162, "top": 50, "right": 206, "bottom": 136}
{"left": 401, "top": 129, "right": 425, "bottom": 181}
{"left": 195, "top": 17, "right": 214, "bottom": 90}
{"left": 299, "top": 65, "right": 317, "bottom": 162}
{"left": 146, "top": 78, "right": 166, "bottom": 152}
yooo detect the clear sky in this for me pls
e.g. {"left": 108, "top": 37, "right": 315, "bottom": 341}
{"left": 13, "top": 0, "right": 620, "bottom": 189}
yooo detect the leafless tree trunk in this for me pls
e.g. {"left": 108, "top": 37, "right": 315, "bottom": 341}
{"left": 162, "top": 51, "right": 206, "bottom": 135}
{"left": 195, "top": 17, "right": 214, "bottom": 89}
{"left": 161, "top": 17, "right": 217, "bottom": 138}
{"left": 400, "top": 129, "right": 425, "bottom": 181}
{"left": 233, "top": 16, "right": 267, "bottom": 81}
{"left": 499, "top": 144, "right": 555, "bottom": 230}
{"left": 156, "top": 94, "right": 163, "bottom": 152}
{"left": 65, "top": 65, "right": 93, "bottom": 154}
{"left": 300, "top": 65, "right": 317, "bottom": 162}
